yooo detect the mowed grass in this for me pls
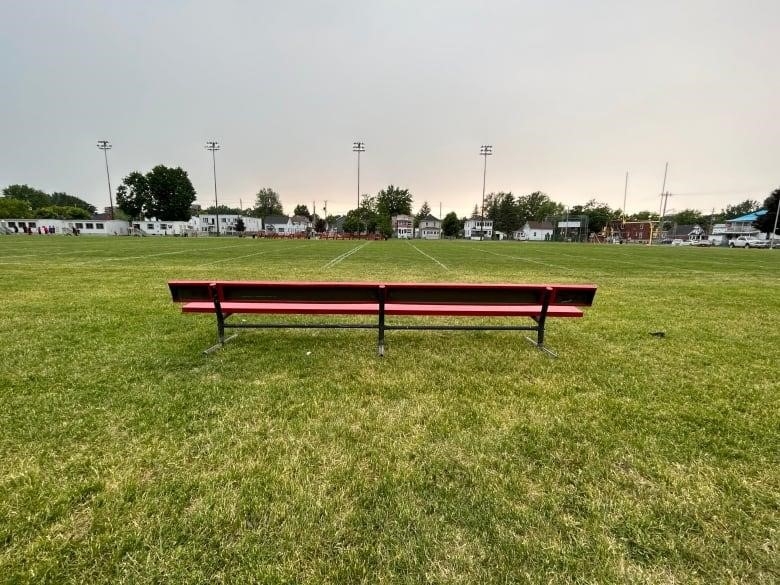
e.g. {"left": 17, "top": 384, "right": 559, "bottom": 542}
{"left": 0, "top": 236, "right": 778, "bottom": 584}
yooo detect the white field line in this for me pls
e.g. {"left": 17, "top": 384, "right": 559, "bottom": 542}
{"left": 68, "top": 244, "right": 247, "bottom": 265}
{"left": 407, "top": 241, "right": 449, "bottom": 271}
{"left": 194, "top": 250, "right": 270, "bottom": 267}
{"left": 480, "top": 248, "right": 581, "bottom": 273}
{"left": 321, "top": 242, "right": 369, "bottom": 269}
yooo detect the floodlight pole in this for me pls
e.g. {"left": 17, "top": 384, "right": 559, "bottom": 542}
{"left": 480, "top": 145, "right": 492, "bottom": 241}
{"left": 205, "top": 140, "right": 221, "bottom": 236}
{"left": 353, "top": 141, "right": 365, "bottom": 210}
{"left": 96, "top": 140, "right": 114, "bottom": 220}
{"left": 771, "top": 200, "right": 780, "bottom": 250}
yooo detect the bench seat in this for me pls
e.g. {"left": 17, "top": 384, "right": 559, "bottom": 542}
{"left": 181, "top": 301, "right": 584, "bottom": 318}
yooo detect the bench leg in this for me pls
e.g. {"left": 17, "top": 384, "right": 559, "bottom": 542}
{"left": 203, "top": 294, "right": 239, "bottom": 354}
{"left": 377, "top": 293, "right": 386, "bottom": 357}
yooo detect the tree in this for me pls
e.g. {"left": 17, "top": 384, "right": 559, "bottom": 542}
{"left": 3, "top": 184, "right": 51, "bottom": 209}
{"left": 441, "top": 212, "right": 460, "bottom": 237}
{"left": 673, "top": 209, "right": 704, "bottom": 226}
{"left": 145, "top": 165, "right": 197, "bottom": 220}
{"left": 205, "top": 205, "right": 243, "bottom": 215}
{"left": 414, "top": 201, "right": 432, "bottom": 227}
{"left": 583, "top": 199, "right": 617, "bottom": 234}
{"left": 486, "top": 192, "right": 520, "bottom": 234}
{"left": 116, "top": 172, "right": 150, "bottom": 220}
{"left": 627, "top": 211, "right": 658, "bottom": 221}
{"left": 0, "top": 197, "right": 32, "bottom": 218}
{"left": 116, "top": 166, "right": 196, "bottom": 221}
{"left": 517, "top": 191, "right": 563, "bottom": 223}
{"left": 253, "top": 188, "right": 283, "bottom": 217}
{"left": 342, "top": 209, "right": 365, "bottom": 234}
{"left": 724, "top": 199, "right": 760, "bottom": 219}
{"left": 34, "top": 205, "right": 91, "bottom": 220}
{"left": 314, "top": 218, "right": 326, "bottom": 232}
{"left": 754, "top": 188, "right": 779, "bottom": 235}
{"left": 376, "top": 185, "right": 413, "bottom": 217}
{"left": 49, "top": 192, "right": 96, "bottom": 213}
{"left": 234, "top": 217, "right": 246, "bottom": 235}
{"left": 293, "top": 204, "right": 311, "bottom": 219}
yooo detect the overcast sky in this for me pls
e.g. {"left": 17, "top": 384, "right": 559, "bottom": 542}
{"left": 1, "top": 1, "right": 777, "bottom": 217}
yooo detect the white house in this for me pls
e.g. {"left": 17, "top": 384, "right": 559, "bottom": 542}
{"left": 515, "top": 221, "right": 554, "bottom": 241}
{"left": 418, "top": 214, "right": 441, "bottom": 239}
{"left": 464, "top": 218, "right": 493, "bottom": 239}
{"left": 392, "top": 214, "right": 414, "bottom": 238}
{"left": 263, "top": 215, "right": 293, "bottom": 234}
{"left": 193, "top": 214, "right": 261, "bottom": 235}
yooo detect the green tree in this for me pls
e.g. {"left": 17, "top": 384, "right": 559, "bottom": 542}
{"left": 145, "top": 165, "right": 197, "bottom": 220}
{"left": 234, "top": 217, "right": 246, "bottom": 235}
{"left": 724, "top": 199, "right": 760, "bottom": 219}
{"left": 517, "top": 191, "right": 562, "bottom": 223}
{"left": 116, "top": 166, "right": 196, "bottom": 221}
{"left": 0, "top": 197, "right": 32, "bottom": 218}
{"left": 3, "top": 184, "right": 51, "bottom": 209}
{"left": 50, "top": 192, "right": 96, "bottom": 213}
{"left": 342, "top": 209, "right": 365, "bottom": 234}
{"left": 754, "top": 188, "right": 779, "bottom": 235}
{"left": 376, "top": 185, "right": 413, "bottom": 217}
{"left": 441, "top": 211, "right": 460, "bottom": 237}
{"left": 293, "top": 204, "right": 311, "bottom": 219}
{"left": 583, "top": 199, "right": 617, "bottom": 234}
{"left": 116, "top": 172, "right": 150, "bottom": 220}
{"left": 627, "top": 211, "right": 658, "bottom": 221}
{"left": 205, "top": 205, "right": 243, "bottom": 215}
{"left": 414, "top": 201, "right": 432, "bottom": 227}
{"left": 314, "top": 218, "right": 326, "bottom": 232}
{"left": 34, "top": 205, "right": 91, "bottom": 220}
{"left": 253, "top": 188, "right": 283, "bottom": 217}
{"left": 486, "top": 192, "right": 520, "bottom": 234}
{"left": 673, "top": 209, "right": 704, "bottom": 226}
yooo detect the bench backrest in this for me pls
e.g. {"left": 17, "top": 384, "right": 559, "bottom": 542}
{"left": 169, "top": 281, "right": 596, "bottom": 307}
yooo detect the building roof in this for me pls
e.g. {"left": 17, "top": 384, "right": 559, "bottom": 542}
{"left": 263, "top": 215, "right": 289, "bottom": 225}
{"left": 728, "top": 210, "right": 766, "bottom": 223}
{"left": 291, "top": 215, "right": 310, "bottom": 224}
{"left": 420, "top": 214, "right": 440, "bottom": 222}
{"left": 527, "top": 221, "right": 554, "bottom": 230}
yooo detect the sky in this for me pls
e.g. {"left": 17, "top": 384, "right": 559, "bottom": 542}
{"left": 1, "top": 0, "right": 778, "bottom": 218}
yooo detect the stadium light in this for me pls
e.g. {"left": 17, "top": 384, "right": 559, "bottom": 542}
{"left": 96, "top": 140, "right": 114, "bottom": 220}
{"left": 353, "top": 141, "right": 365, "bottom": 210}
{"left": 205, "top": 140, "right": 221, "bottom": 236}
{"left": 480, "top": 145, "right": 493, "bottom": 241}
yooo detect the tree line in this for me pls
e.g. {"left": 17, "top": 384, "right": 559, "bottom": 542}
{"left": 0, "top": 185, "right": 97, "bottom": 219}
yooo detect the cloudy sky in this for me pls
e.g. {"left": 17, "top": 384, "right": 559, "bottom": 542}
{"left": 1, "top": 1, "right": 777, "bottom": 217}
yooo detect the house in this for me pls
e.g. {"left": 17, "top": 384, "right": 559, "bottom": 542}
{"left": 609, "top": 220, "right": 654, "bottom": 243}
{"left": 418, "top": 214, "right": 441, "bottom": 240}
{"left": 263, "top": 215, "right": 293, "bottom": 234}
{"left": 464, "top": 218, "right": 493, "bottom": 239}
{"left": 514, "top": 221, "right": 554, "bottom": 241}
{"left": 392, "top": 214, "right": 414, "bottom": 238}
{"left": 0, "top": 218, "right": 130, "bottom": 236}
{"left": 723, "top": 210, "right": 766, "bottom": 242}
{"left": 290, "top": 215, "right": 312, "bottom": 234}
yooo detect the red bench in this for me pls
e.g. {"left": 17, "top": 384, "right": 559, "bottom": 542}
{"left": 168, "top": 281, "right": 597, "bottom": 356}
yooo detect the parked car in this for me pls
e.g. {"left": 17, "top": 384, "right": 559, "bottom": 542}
{"left": 729, "top": 236, "right": 769, "bottom": 248}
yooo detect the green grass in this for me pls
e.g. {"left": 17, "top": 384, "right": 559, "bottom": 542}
{"left": 0, "top": 236, "right": 778, "bottom": 584}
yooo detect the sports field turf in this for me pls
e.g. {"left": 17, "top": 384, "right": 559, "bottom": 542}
{"left": 0, "top": 236, "right": 778, "bottom": 583}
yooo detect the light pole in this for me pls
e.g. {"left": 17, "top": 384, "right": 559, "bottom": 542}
{"left": 353, "top": 141, "right": 365, "bottom": 210}
{"left": 771, "top": 199, "right": 780, "bottom": 250}
{"left": 480, "top": 145, "right": 492, "bottom": 241}
{"left": 96, "top": 140, "right": 114, "bottom": 220}
{"left": 205, "top": 140, "right": 220, "bottom": 236}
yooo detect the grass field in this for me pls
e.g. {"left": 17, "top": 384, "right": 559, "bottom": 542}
{"left": 0, "top": 236, "right": 778, "bottom": 584}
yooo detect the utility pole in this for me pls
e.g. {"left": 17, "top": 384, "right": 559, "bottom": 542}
{"left": 96, "top": 140, "right": 114, "bottom": 220}
{"left": 653, "top": 162, "right": 669, "bottom": 245}
{"left": 352, "top": 141, "right": 365, "bottom": 210}
{"left": 480, "top": 145, "right": 493, "bottom": 241}
{"left": 771, "top": 199, "right": 780, "bottom": 250}
{"left": 205, "top": 140, "right": 221, "bottom": 236}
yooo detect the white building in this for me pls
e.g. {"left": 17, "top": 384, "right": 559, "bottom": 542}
{"left": 0, "top": 218, "right": 129, "bottom": 236}
{"left": 392, "top": 214, "right": 414, "bottom": 238}
{"left": 193, "top": 214, "right": 262, "bottom": 235}
{"left": 418, "top": 214, "right": 442, "bottom": 239}
{"left": 464, "top": 218, "right": 493, "bottom": 239}
{"left": 515, "top": 221, "right": 554, "bottom": 241}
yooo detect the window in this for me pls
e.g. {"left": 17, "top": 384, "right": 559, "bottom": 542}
{"left": 29, "top": 222, "right": 36, "bottom": 228}
{"left": 85, "top": 223, "right": 94, "bottom": 229}
{"left": 8, "top": 222, "right": 15, "bottom": 227}
{"left": 147, "top": 224, "right": 154, "bottom": 230}
{"left": 75, "top": 223, "right": 84, "bottom": 229}
{"left": 95, "top": 223, "right": 104, "bottom": 229}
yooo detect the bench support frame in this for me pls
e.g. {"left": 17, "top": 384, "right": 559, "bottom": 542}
{"left": 201, "top": 284, "right": 558, "bottom": 357}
